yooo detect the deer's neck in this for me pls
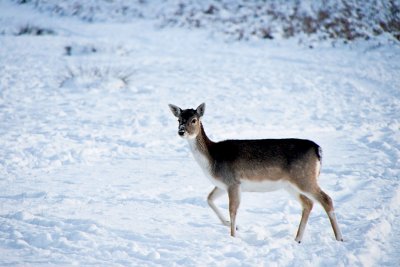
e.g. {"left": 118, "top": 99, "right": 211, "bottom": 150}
{"left": 188, "top": 123, "right": 214, "bottom": 168}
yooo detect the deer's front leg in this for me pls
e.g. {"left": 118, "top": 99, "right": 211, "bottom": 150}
{"left": 228, "top": 185, "right": 241, "bottom": 237}
{"left": 207, "top": 186, "right": 230, "bottom": 226}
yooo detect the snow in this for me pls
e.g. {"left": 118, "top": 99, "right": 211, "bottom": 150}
{"left": 1, "top": 1, "right": 400, "bottom": 266}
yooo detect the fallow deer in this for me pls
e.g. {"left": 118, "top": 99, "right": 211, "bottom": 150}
{"left": 168, "top": 103, "right": 343, "bottom": 243}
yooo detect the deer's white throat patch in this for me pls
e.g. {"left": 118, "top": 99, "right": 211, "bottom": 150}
{"left": 187, "top": 138, "right": 227, "bottom": 190}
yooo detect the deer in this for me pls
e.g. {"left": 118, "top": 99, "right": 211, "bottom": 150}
{"left": 168, "top": 103, "right": 343, "bottom": 243}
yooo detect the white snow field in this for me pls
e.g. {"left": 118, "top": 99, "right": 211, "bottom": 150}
{"left": 1, "top": 1, "right": 399, "bottom": 266}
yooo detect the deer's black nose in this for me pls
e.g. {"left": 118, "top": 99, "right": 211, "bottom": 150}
{"left": 178, "top": 130, "right": 185, "bottom": 136}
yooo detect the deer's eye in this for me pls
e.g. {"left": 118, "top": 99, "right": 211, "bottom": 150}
{"left": 191, "top": 118, "right": 197, "bottom": 124}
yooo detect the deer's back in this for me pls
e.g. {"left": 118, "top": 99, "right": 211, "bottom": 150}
{"left": 210, "top": 138, "right": 321, "bottom": 168}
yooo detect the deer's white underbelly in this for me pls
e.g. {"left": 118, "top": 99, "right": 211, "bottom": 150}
{"left": 240, "top": 179, "right": 287, "bottom": 192}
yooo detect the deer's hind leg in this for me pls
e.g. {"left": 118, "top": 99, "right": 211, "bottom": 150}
{"left": 286, "top": 185, "right": 314, "bottom": 243}
{"left": 312, "top": 188, "right": 343, "bottom": 241}
{"left": 295, "top": 194, "right": 314, "bottom": 243}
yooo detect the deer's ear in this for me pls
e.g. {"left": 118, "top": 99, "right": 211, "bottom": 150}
{"left": 168, "top": 104, "right": 182, "bottom": 117}
{"left": 196, "top": 103, "right": 206, "bottom": 117}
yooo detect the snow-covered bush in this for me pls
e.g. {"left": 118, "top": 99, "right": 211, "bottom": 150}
{"left": 13, "top": 0, "right": 147, "bottom": 22}
{"left": 157, "top": 0, "right": 400, "bottom": 43}
{"left": 12, "top": 0, "right": 400, "bottom": 43}
{"left": 16, "top": 24, "right": 55, "bottom": 35}
{"left": 60, "top": 66, "right": 133, "bottom": 91}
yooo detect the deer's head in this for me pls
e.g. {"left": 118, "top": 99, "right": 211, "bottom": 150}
{"left": 168, "top": 103, "right": 205, "bottom": 139}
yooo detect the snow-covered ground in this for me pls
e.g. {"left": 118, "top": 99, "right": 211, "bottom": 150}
{"left": 1, "top": 1, "right": 399, "bottom": 266}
